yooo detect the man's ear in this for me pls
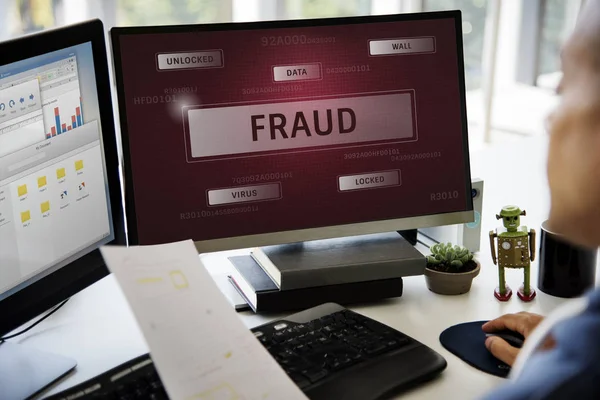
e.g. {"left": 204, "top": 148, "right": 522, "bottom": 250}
{"left": 496, "top": 214, "right": 501, "bottom": 220}
{"left": 521, "top": 210, "right": 527, "bottom": 216}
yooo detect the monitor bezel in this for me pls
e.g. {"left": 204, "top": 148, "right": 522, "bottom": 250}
{"left": 0, "top": 19, "right": 126, "bottom": 336}
{"left": 110, "top": 11, "right": 473, "bottom": 252}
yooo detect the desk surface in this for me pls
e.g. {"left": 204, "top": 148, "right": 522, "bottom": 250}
{"left": 21, "top": 135, "right": 598, "bottom": 399}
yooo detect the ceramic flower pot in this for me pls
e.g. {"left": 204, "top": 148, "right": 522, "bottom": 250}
{"left": 424, "top": 261, "right": 481, "bottom": 295}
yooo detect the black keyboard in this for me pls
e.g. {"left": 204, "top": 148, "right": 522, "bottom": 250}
{"left": 45, "top": 354, "right": 166, "bottom": 399}
{"left": 45, "top": 303, "right": 446, "bottom": 400}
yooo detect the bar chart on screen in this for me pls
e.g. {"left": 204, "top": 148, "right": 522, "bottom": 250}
{"left": 45, "top": 97, "right": 84, "bottom": 138}
{"left": 41, "top": 61, "right": 84, "bottom": 138}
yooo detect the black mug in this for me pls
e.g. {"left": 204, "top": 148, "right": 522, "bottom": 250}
{"left": 538, "top": 221, "right": 598, "bottom": 298}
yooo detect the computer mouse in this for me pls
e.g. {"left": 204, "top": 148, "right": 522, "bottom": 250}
{"left": 485, "top": 330, "right": 525, "bottom": 349}
{"left": 439, "top": 321, "right": 523, "bottom": 378}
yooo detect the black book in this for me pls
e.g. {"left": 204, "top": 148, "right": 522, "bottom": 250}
{"left": 228, "top": 255, "right": 403, "bottom": 312}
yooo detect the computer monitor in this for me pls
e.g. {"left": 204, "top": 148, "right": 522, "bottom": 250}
{"left": 111, "top": 11, "right": 473, "bottom": 253}
{"left": 0, "top": 20, "right": 124, "bottom": 398}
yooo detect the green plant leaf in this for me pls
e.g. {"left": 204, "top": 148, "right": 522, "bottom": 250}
{"left": 450, "top": 260, "right": 463, "bottom": 267}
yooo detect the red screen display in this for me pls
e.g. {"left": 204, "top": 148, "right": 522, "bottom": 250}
{"left": 114, "top": 15, "right": 472, "bottom": 245}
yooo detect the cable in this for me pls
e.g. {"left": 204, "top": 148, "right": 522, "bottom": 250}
{"left": 0, "top": 298, "right": 70, "bottom": 344}
{"left": 416, "top": 238, "right": 432, "bottom": 248}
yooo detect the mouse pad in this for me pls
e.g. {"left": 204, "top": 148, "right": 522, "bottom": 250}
{"left": 439, "top": 320, "right": 511, "bottom": 378}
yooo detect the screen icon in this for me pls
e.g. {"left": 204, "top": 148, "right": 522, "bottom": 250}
{"left": 78, "top": 181, "right": 87, "bottom": 197}
{"left": 75, "top": 160, "right": 84, "bottom": 171}
{"left": 38, "top": 176, "right": 47, "bottom": 188}
{"left": 40, "top": 201, "right": 50, "bottom": 214}
{"left": 17, "top": 184, "right": 28, "bottom": 197}
{"left": 60, "top": 190, "right": 68, "bottom": 207}
{"left": 56, "top": 167, "right": 66, "bottom": 180}
{"left": 21, "top": 210, "right": 31, "bottom": 223}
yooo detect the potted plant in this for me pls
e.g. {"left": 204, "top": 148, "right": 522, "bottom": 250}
{"left": 424, "top": 242, "right": 480, "bottom": 295}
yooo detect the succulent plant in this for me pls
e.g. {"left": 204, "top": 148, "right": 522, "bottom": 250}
{"left": 426, "top": 242, "right": 474, "bottom": 272}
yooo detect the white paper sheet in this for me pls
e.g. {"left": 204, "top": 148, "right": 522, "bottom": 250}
{"left": 100, "top": 240, "right": 308, "bottom": 400}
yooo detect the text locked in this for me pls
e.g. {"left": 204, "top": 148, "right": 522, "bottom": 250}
{"left": 207, "top": 183, "right": 282, "bottom": 206}
{"left": 338, "top": 170, "right": 401, "bottom": 191}
{"left": 186, "top": 91, "right": 415, "bottom": 160}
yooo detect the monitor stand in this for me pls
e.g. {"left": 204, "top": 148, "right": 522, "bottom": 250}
{"left": 397, "top": 229, "right": 418, "bottom": 245}
{"left": 0, "top": 341, "right": 76, "bottom": 399}
{"left": 246, "top": 231, "right": 425, "bottom": 290}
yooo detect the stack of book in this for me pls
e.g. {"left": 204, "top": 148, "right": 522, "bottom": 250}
{"left": 228, "top": 232, "right": 426, "bottom": 312}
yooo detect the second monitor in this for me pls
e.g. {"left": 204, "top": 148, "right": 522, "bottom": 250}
{"left": 111, "top": 11, "right": 473, "bottom": 252}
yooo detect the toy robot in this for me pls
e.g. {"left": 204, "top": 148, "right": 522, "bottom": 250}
{"left": 489, "top": 205, "right": 536, "bottom": 301}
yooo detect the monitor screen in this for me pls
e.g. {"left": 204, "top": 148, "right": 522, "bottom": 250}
{"left": 0, "top": 42, "right": 115, "bottom": 301}
{"left": 112, "top": 12, "right": 473, "bottom": 250}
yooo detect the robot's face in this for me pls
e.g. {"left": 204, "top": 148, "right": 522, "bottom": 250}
{"left": 503, "top": 215, "right": 520, "bottom": 229}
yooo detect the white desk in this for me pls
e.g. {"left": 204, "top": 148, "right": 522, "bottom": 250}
{"left": 22, "top": 135, "right": 598, "bottom": 399}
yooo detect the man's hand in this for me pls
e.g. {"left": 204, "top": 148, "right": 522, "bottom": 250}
{"left": 482, "top": 312, "right": 547, "bottom": 366}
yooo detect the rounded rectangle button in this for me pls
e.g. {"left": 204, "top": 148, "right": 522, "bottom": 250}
{"left": 273, "top": 63, "right": 322, "bottom": 82}
{"left": 338, "top": 170, "right": 401, "bottom": 192}
{"left": 186, "top": 91, "right": 415, "bottom": 161}
{"left": 207, "top": 183, "right": 281, "bottom": 206}
{"left": 157, "top": 50, "right": 223, "bottom": 70}
{"left": 369, "top": 37, "right": 435, "bottom": 56}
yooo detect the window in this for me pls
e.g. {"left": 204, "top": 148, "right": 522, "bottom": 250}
{"left": 0, "top": 0, "right": 585, "bottom": 147}
{"left": 283, "top": 0, "right": 371, "bottom": 19}
{"left": 536, "top": 0, "right": 578, "bottom": 89}
{"left": 538, "top": 0, "right": 564, "bottom": 76}
{"left": 117, "top": 0, "right": 221, "bottom": 26}
{"left": 424, "top": 0, "right": 488, "bottom": 90}
{"left": 6, "top": 0, "right": 56, "bottom": 37}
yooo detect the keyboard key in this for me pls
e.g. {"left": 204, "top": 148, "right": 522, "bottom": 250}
{"left": 303, "top": 368, "right": 329, "bottom": 383}
{"left": 309, "top": 319, "right": 323, "bottom": 329}
{"left": 364, "top": 343, "right": 389, "bottom": 356}
{"left": 289, "top": 373, "right": 311, "bottom": 389}
{"left": 278, "top": 349, "right": 296, "bottom": 358}
{"left": 134, "top": 387, "right": 149, "bottom": 398}
{"left": 328, "top": 355, "right": 355, "bottom": 371}
{"left": 294, "top": 343, "right": 311, "bottom": 354}
{"left": 148, "top": 389, "right": 168, "bottom": 400}
{"left": 293, "top": 324, "right": 310, "bottom": 334}
{"left": 272, "top": 331, "right": 288, "bottom": 343}
{"left": 287, "top": 359, "right": 313, "bottom": 373}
